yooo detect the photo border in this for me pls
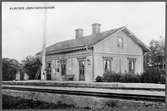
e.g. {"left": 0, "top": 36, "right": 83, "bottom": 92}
{"left": 1, "top": 0, "right": 166, "bottom": 111}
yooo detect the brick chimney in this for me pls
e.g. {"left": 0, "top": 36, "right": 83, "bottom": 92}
{"left": 92, "top": 23, "right": 101, "bottom": 34}
{"left": 75, "top": 28, "right": 83, "bottom": 39}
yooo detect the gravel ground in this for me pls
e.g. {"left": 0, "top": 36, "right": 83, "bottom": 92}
{"left": 2, "top": 95, "right": 167, "bottom": 111}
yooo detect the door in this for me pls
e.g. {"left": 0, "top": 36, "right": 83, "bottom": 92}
{"left": 60, "top": 59, "right": 67, "bottom": 76}
{"left": 78, "top": 59, "right": 85, "bottom": 81}
{"left": 46, "top": 63, "right": 51, "bottom": 80}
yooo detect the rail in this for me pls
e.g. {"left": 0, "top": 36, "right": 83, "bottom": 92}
{"left": 2, "top": 82, "right": 165, "bottom": 102}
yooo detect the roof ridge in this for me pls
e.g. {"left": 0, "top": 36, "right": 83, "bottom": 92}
{"left": 122, "top": 27, "right": 150, "bottom": 52}
{"left": 36, "top": 26, "right": 126, "bottom": 55}
{"left": 48, "top": 26, "right": 124, "bottom": 47}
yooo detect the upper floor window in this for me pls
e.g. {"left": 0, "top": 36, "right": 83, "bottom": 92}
{"left": 103, "top": 57, "right": 113, "bottom": 73}
{"left": 117, "top": 37, "right": 123, "bottom": 48}
{"left": 128, "top": 58, "right": 136, "bottom": 73}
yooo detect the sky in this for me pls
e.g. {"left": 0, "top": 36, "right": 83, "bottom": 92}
{"left": 2, "top": 2, "right": 166, "bottom": 62}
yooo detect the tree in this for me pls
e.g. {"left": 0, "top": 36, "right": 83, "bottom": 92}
{"left": 2, "top": 58, "right": 22, "bottom": 81}
{"left": 22, "top": 56, "right": 41, "bottom": 80}
{"left": 144, "top": 39, "right": 165, "bottom": 69}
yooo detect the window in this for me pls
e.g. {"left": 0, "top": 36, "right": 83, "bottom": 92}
{"left": 103, "top": 57, "right": 112, "bottom": 73}
{"left": 60, "top": 59, "right": 67, "bottom": 75}
{"left": 128, "top": 58, "right": 136, "bottom": 73}
{"left": 117, "top": 37, "right": 123, "bottom": 48}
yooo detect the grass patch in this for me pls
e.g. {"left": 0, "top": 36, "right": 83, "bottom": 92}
{"left": 2, "top": 95, "right": 75, "bottom": 109}
{"left": 2, "top": 94, "right": 166, "bottom": 111}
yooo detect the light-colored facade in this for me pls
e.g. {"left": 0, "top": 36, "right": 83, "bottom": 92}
{"left": 39, "top": 23, "right": 149, "bottom": 82}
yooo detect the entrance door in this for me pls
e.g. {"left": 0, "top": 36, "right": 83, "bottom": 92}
{"left": 46, "top": 63, "right": 51, "bottom": 80}
{"left": 78, "top": 59, "right": 85, "bottom": 81}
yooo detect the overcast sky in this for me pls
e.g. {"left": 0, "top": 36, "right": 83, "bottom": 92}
{"left": 2, "top": 2, "right": 165, "bottom": 62}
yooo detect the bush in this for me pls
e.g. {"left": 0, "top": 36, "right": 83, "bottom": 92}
{"left": 95, "top": 76, "right": 103, "bottom": 82}
{"left": 101, "top": 69, "right": 165, "bottom": 84}
{"left": 103, "top": 71, "right": 121, "bottom": 82}
{"left": 140, "top": 68, "right": 165, "bottom": 84}
{"left": 120, "top": 73, "right": 141, "bottom": 83}
{"left": 22, "top": 56, "right": 41, "bottom": 80}
{"left": 2, "top": 58, "right": 22, "bottom": 81}
{"left": 102, "top": 72, "right": 141, "bottom": 83}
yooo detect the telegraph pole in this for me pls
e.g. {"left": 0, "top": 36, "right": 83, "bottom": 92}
{"left": 165, "top": 2, "right": 167, "bottom": 107}
{"left": 165, "top": 26, "right": 167, "bottom": 107}
{"left": 11, "top": 3, "right": 55, "bottom": 80}
{"left": 41, "top": 3, "right": 47, "bottom": 80}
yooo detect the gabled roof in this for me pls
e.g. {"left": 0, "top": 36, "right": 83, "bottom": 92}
{"left": 37, "top": 26, "right": 150, "bottom": 55}
{"left": 121, "top": 27, "right": 150, "bottom": 52}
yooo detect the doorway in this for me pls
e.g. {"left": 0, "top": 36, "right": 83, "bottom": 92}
{"left": 46, "top": 63, "right": 51, "bottom": 80}
{"left": 78, "top": 59, "right": 85, "bottom": 81}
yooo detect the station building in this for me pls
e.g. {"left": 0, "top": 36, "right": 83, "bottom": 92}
{"left": 37, "top": 23, "right": 150, "bottom": 81}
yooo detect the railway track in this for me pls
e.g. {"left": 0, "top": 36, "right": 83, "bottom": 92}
{"left": 2, "top": 81, "right": 165, "bottom": 91}
{"left": 2, "top": 84, "right": 165, "bottom": 102}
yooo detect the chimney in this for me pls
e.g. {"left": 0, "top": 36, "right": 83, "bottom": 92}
{"left": 75, "top": 28, "right": 83, "bottom": 39}
{"left": 92, "top": 23, "right": 101, "bottom": 34}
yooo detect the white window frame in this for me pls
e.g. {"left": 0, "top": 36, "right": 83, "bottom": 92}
{"left": 103, "top": 57, "right": 113, "bottom": 73}
{"left": 127, "top": 58, "right": 136, "bottom": 73}
{"left": 117, "top": 37, "right": 124, "bottom": 48}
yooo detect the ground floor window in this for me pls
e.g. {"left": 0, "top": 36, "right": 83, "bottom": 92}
{"left": 128, "top": 58, "right": 136, "bottom": 73}
{"left": 60, "top": 59, "right": 67, "bottom": 75}
{"left": 103, "top": 57, "right": 113, "bottom": 73}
